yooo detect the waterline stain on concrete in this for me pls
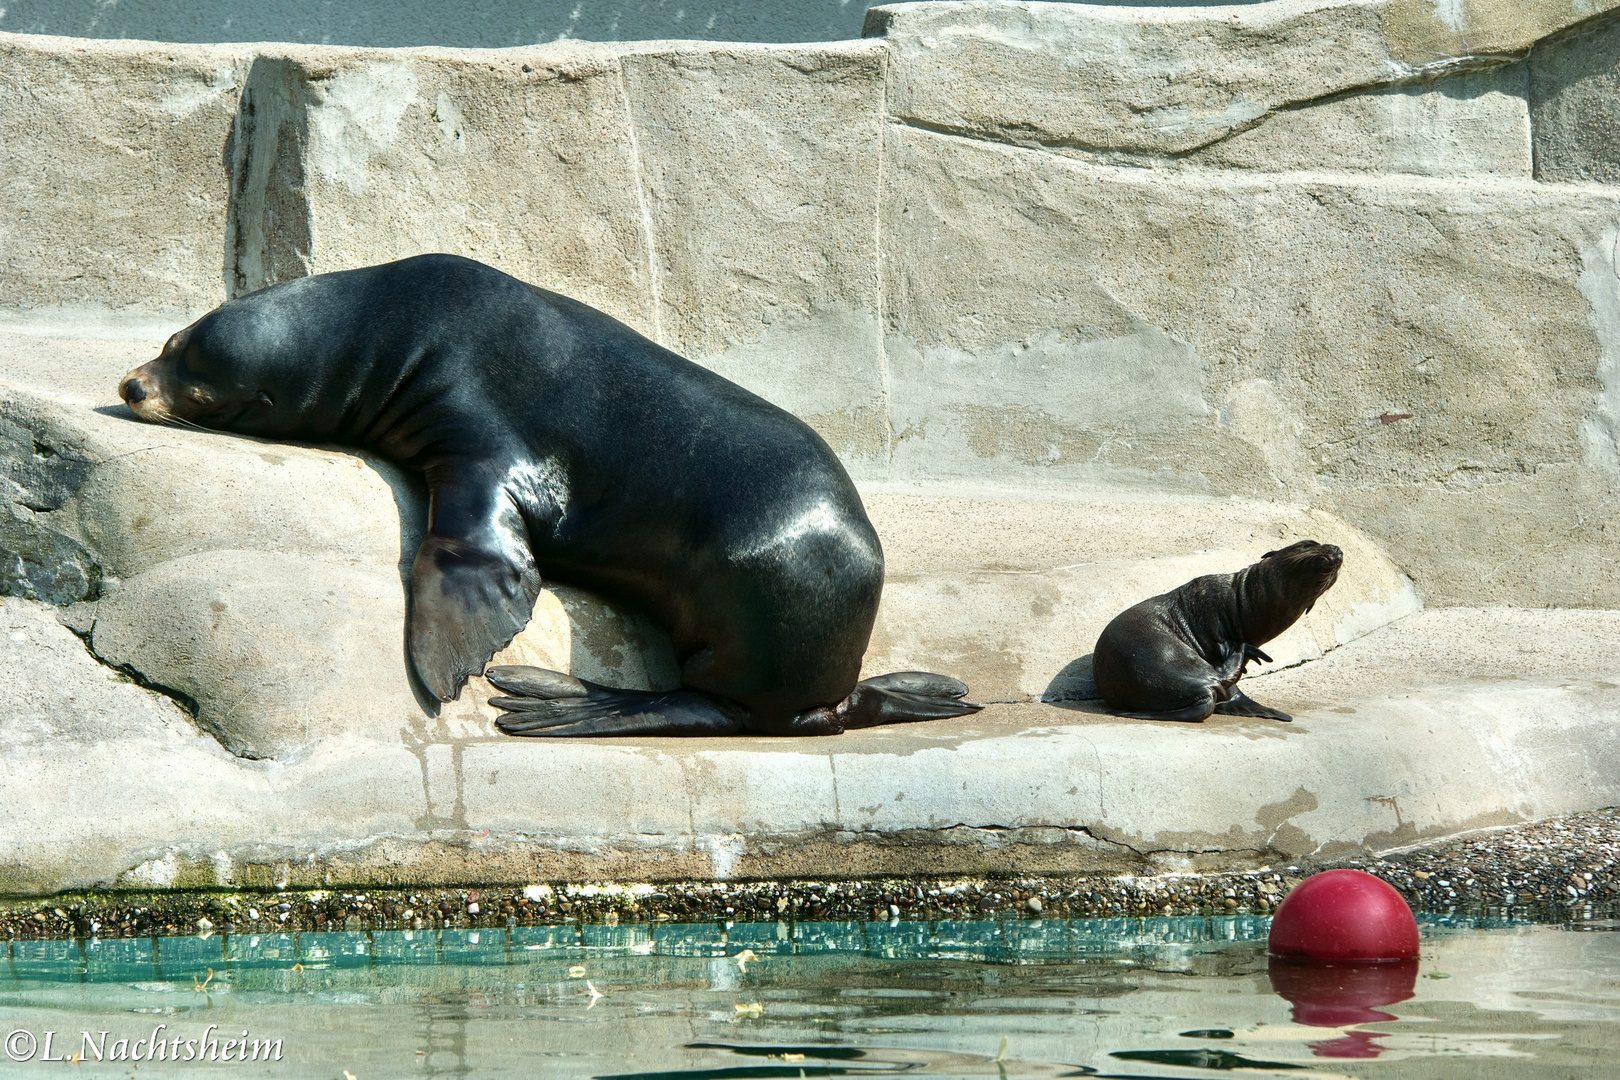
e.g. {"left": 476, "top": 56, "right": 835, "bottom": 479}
{"left": 1577, "top": 223, "right": 1620, "bottom": 471}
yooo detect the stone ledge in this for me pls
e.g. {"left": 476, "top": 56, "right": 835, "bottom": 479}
{"left": 3, "top": 596, "right": 1615, "bottom": 894}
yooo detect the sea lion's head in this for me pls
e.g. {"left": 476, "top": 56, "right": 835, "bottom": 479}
{"left": 1237, "top": 539, "right": 1343, "bottom": 645}
{"left": 118, "top": 323, "right": 260, "bottom": 430}
{"left": 1259, "top": 540, "right": 1343, "bottom": 606}
{"left": 118, "top": 278, "right": 333, "bottom": 441}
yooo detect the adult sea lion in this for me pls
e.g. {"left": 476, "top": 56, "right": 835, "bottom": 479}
{"left": 1090, "top": 540, "right": 1342, "bottom": 722}
{"left": 118, "top": 254, "right": 980, "bottom": 737}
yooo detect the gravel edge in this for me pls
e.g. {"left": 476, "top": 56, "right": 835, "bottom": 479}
{"left": 5, "top": 809, "right": 1617, "bottom": 940}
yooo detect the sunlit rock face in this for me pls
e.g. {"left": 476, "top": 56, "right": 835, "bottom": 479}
{"left": 3, "top": 1, "right": 1620, "bottom": 889}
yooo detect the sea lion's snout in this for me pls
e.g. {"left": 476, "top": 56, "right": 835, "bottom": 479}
{"left": 117, "top": 359, "right": 177, "bottom": 423}
{"left": 1297, "top": 542, "right": 1343, "bottom": 596}
{"left": 1294, "top": 541, "right": 1343, "bottom": 568}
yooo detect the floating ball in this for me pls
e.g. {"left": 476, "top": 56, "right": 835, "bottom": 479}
{"left": 1267, "top": 869, "right": 1419, "bottom": 962}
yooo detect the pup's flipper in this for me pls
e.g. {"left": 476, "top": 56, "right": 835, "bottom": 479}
{"left": 1212, "top": 687, "right": 1292, "bottom": 722}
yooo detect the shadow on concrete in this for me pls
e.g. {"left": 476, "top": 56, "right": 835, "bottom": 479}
{"left": 1042, "top": 653, "right": 1103, "bottom": 707}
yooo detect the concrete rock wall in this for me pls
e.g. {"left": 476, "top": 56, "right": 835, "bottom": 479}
{"left": 5, "top": 0, "right": 1620, "bottom": 609}
{"left": 0, "top": 36, "right": 250, "bottom": 313}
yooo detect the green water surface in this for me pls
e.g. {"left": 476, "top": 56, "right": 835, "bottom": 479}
{"left": 2, "top": 915, "right": 1617, "bottom": 1077}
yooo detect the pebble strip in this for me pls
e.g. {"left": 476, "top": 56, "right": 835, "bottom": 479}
{"left": 4, "top": 809, "right": 1617, "bottom": 940}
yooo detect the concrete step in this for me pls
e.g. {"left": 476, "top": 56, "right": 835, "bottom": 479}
{"left": 4, "top": 593, "right": 1616, "bottom": 893}
{"left": 2, "top": 323, "right": 1416, "bottom": 757}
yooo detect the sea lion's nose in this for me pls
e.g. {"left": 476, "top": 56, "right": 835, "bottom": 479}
{"left": 1323, "top": 544, "right": 1343, "bottom": 565}
{"left": 121, "top": 378, "right": 147, "bottom": 404}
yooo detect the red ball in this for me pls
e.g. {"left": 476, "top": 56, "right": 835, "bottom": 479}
{"left": 1268, "top": 869, "right": 1419, "bottom": 962}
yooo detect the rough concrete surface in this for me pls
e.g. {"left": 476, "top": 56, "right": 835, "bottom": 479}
{"left": 233, "top": 42, "right": 660, "bottom": 333}
{"left": 1191, "top": 63, "right": 1534, "bottom": 176}
{"left": 869, "top": 0, "right": 1618, "bottom": 159}
{"left": 880, "top": 126, "right": 1620, "bottom": 606}
{"left": 16, "top": 809, "right": 1620, "bottom": 938}
{"left": 1533, "top": 6, "right": 1620, "bottom": 183}
{"left": 620, "top": 41, "right": 890, "bottom": 463}
{"left": 0, "top": 35, "right": 249, "bottom": 313}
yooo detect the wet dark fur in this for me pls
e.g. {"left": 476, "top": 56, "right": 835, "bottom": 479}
{"left": 119, "top": 254, "right": 979, "bottom": 737}
{"left": 1090, "top": 541, "right": 1343, "bottom": 723}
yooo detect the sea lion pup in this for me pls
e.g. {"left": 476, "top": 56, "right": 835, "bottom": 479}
{"left": 1090, "top": 541, "right": 1342, "bottom": 723}
{"left": 118, "top": 254, "right": 980, "bottom": 737}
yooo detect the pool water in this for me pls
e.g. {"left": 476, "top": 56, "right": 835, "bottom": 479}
{"left": 2, "top": 916, "right": 1618, "bottom": 1077}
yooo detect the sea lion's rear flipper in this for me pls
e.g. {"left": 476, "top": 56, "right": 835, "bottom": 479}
{"left": 1212, "top": 687, "right": 1292, "bottom": 722}
{"left": 486, "top": 667, "right": 748, "bottom": 737}
{"left": 837, "top": 671, "right": 983, "bottom": 729}
{"left": 486, "top": 665, "right": 596, "bottom": 699}
{"left": 1113, "top": 690, "right": 1217, "bottom": 723}
{"left": 409, "top": 531, "right": 542, "bottom": 703}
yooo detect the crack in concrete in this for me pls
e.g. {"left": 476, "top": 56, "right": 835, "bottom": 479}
{"left": 885, "top": 51, "right": 1528, "bottom": 167}
{"left": 874, "top": 45, "right": 895, "bottom": 470}
{"left": 57, "top": 612, "right": 238, "bottom": 751}
{"left": 925, "top": 821, "right": 1277, "bottom": 862}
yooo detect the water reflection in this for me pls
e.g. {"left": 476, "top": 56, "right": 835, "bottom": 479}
{"left": 0, "top": 915, "right": 1278, "bottom": 983}
{"left": 1112, "top": 1047, "right": 1305, "bottom": 1070}
{"left": 1267, "top": 959, "right": 1418, "bottom": 1059}
{"left": 0, "top": 916, "right": 1613, "bottom": 1078}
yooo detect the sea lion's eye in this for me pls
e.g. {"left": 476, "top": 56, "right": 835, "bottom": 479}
{"left": 258, "top": 392, "right": 274, "bottom": 407}
{"left": 186, "top": 385, "right": 214, "bottom": 404}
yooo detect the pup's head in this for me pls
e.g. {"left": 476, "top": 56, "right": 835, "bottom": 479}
{"left": 1260, "top": 539, "right": 1343, "bottom": 606}
{"left": 1237, "top": 540, "right": 1344, "bottom": 646}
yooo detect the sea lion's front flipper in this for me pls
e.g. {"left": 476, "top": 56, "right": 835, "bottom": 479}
{"left": 837, "top": 671, "right": 983, "bottom": 729}
{"left": 408, "top": 480, "right": 543, "bottom": 702}
{"left": 1213, "top": 687, "right": 1292, "bottom": 722}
